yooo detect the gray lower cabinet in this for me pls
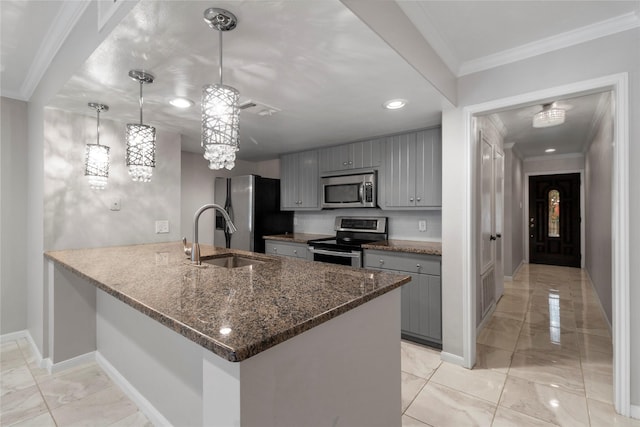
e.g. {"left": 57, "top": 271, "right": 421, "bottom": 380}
{"left": 364, "top": 250, "right": 442, "bottom": 347}
{"left": 265, "top": 240, "right": 309, "bottom": 260}
{"left": 280, "top": 150, "right": 320, "bottom": 210}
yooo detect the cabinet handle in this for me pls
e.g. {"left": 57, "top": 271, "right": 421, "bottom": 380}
{"left": 348, "top": 161, "right": 353, "bottom": 165}
{"left": 293, "top": 250, "right": 297, "bottom": 254}
{"left": 379, "top": 259, "right": 384, "bottom": 264}
{"left": 343, "top": 161, "right": 348, "bottom": 165}
{"left": 416, "top": 197, "right": 421, "bottom": 202}
{"left": 273, "top": 248, "right": 278, "bottom": 252}
{"left": 416, "top": 263, "right": 421, "bottom": 270}
{"left": 409, "top": 197, "right": 414, "bottom": 202}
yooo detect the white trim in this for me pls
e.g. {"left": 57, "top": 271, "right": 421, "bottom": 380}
{"left": 584, "top": 92, "right": 612, "bottom": 153}
{"left": 0, "top": 330, "right": 29, "bottom": 343}
{"left": 583, "top": 270, "right": 613, "bottom": 333}
{"left": 523, "top": 169, "right": 586, "bottom": 269}
{"left": 476, "top": 303, "right": 496, "bottom": 334}
{"left": 631, "top": 404, "right": 640, "bottom": 420}
{"left": 523, "top": 153, "right": 585, "bottom": 162}
{"left": 505, "top": 259, "right": 524, "bottom": 281}
{"left": 19, "top": 1, "right": 90, "bottom": 100}
{"left": 458, "top": 12, "right": 640, "bottom": 76}
{"left": 95, "top": 352, "right": 172, "bottom": 427}
{"left": 49, "top": 351, "right": 96, "bottom": 374}
{"left": 440, "top": 351, "right": 465, "bottom": 366}
{"left": 98, "top": 0, "right": 129, "bottom": 32}
{"left": 462, "top": 73, "right": 629, "bottom": 416}
{"left": 0, "top": 89, "right": 28, "bottom": 102}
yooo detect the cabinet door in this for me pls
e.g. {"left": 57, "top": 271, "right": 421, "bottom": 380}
{"left": 280, "top": 152, "right": 299, "bottom": 210}
{"left": 320, "top": 145, "right": 350, "bottom": 172}
{"left": 265, "top": 241, "right": 307, "bottom": 258}
{"left": 415, "top": 129, "right": 442, "bottom": 207}
{"left": 298, "top": 150, "right": 319, "bottom": 208}
{"left": 385, "top": 133, "right": 416, "bottom": 207}
{"left": 401, "top": 273, "right": 442, "bottom": 344}
{"left": 351, "top": 139, "right": 381, "bottom": 169}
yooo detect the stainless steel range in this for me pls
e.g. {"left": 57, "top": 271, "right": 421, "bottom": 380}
{"left": 308, "top": 216, "right": 388, "bottom": 268}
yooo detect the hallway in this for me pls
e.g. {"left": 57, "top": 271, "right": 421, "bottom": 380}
{"left": 401, "top": 263, "right": 638, "bottom": 426}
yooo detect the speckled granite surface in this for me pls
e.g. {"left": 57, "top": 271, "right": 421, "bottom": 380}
{"left": 45, "top": 242, "right": 409, "bottom": 362}
{"left": 263, "top": 233, "right": 333, "bottom": 244}
{"left": 362, "top": 240, "right": 442, "bottom": 256}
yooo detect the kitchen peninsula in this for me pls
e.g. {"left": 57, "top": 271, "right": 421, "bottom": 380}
{"left": 45, "top": 242, "right": 409, "bottom": 426}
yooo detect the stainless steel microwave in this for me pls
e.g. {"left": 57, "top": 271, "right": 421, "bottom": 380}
{"left": 321, "top": 172, "right": 377, "bottom": 208}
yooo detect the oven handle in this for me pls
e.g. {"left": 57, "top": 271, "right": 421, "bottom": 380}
{"left": 308, "top": 247, "right": 361, "bottom": 258}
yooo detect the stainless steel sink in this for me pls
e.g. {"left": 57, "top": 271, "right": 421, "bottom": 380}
{"left": 202, "top": 255, "right": 265, "bottom": 269}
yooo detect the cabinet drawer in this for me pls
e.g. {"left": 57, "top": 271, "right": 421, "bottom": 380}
{"left": 265, "top": 241, "right": 308, "bottom": 259}
{"left": 364, "top": 250, "right": 440, "bottom": 275}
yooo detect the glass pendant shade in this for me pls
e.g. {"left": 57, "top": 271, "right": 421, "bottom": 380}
{"left": 533, "top": 104, "right": 566, "bottom": 128}
{"left": 126, "top": 123, "right": 156, "bottom": 182}
{"left": 202, "top": 83, "right": 239, "bottom": 170}
{"left": 84, "top": 102, "right": 110, "bottom": 190}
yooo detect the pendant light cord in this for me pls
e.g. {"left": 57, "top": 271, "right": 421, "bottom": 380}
{"left": 219, "top": 29, "right": 223, "bottom": 85}
{"left": 96, "top": 108, "right": 101, "bottom": 145}
{"left": 139, "top": 81, "right": 144, "bottom": 125}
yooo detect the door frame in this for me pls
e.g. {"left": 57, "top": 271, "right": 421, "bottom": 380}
{"left": 524, "top": 170, "right": 585, "bottom": 269}
{"left": 461, "top": 73, "right": 630, "bottom": 416}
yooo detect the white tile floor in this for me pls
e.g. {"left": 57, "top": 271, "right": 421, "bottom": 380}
{"left": 2, "top": 264, "right": 639, "bottom": 426}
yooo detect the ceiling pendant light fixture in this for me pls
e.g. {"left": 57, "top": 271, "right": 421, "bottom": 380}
{"left": 202, "top": 7, "right": 240, "bottom": 170}
{"left": 532, "top": 103, "right": 566, "bottom": 128}
{"left": 126, "top": 69, "right": 156, "bottom": 182}
{"left": 85, "top": 102, "right": 110, "bottom": 190}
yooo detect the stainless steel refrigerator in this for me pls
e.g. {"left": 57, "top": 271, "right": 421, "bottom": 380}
{"left": 214, "top": 175, "right": 293, "bottom": 253}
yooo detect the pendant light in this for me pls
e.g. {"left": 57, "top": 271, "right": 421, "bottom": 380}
{"left": 202, "top": 8, "right": 240, "bottom": 170}
{"left": 85, "top": 102, "right": 110, "bottom": 190}
{"left": 126, "top": 69, "right": 156, "bottom": 182}
{"left": 533, "top": 103, "right": 565, "bottom": 128}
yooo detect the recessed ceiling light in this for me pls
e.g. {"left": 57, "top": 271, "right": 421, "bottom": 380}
{"left": 383, "top": 99, "right": 407, "bottom": 110}
{"left": 545, "top": 148, "right": 556, "bottom": 153}
{"left": 169, "top": 97, "right": 194, "bottom": 108}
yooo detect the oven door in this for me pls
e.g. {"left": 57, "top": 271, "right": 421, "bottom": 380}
{"left": 308, "top": 247, "right": 362, "bottom": 268}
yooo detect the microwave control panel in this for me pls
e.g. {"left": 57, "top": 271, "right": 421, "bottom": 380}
{"left": 364, "top": 182, "right": 373, "bottom": 202}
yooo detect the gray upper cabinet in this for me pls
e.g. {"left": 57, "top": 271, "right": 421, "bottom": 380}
{"left": 384, "top": 128, "right": 442, "bottom": 209}
{"left": 280, "top": 150, "right": 320, "bottom": 210}
{"left": 319, "top": 139, "right": 382, "bottom": 173}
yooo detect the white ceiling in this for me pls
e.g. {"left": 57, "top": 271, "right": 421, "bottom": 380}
{"left": 2, "top": 1, "right": 638, "bottom": 161}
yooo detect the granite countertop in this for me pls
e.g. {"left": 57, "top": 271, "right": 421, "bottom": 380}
{"left": 362, "top": 240, "right": 442, "bottom": 256}
{"left": 263, "top": 233, "right": 333, "bottom": 244}
{"left": 45, "top": 242, "right": 409, "bottom": 362}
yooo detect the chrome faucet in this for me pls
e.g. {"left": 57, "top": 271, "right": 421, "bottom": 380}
{"left": 184, "top": 203, "right": 237, "bottom": 265}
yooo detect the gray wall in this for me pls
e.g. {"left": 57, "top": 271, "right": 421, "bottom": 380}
{"left": 523, "top": 154, "right": 585, "bottom": 174}
{"left": 1, "top": 97, "right": 28, "bottom": 334}
{"left": 44, "top": 108, "right": 181, "bottom": 251}
{"left": 584, "top": 97, "right": 614, "bottom": 323}
{"left": 503, "top": 146, "right": 524, "bottom": 277}
{"left": 441, "top": 28, "right": 639, "bottom": 405}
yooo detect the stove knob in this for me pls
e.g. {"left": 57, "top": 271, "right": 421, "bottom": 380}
{"left": 293, "top": 249, "right": 298, "bottom": 255}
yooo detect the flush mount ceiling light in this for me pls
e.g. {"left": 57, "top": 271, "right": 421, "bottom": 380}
{"left": 169, "top": 97, "right": 194, "bottom": 108}
{"left": 126, "top": 69, "right": 156, "bottom": 182}
{"left": 545, "top": 148, "right": 556, "bottom": 153}
{"left": 383, "top": 99, "right": 407, "bottom": 110}
{"left": 85, "top": 102, "right": 110, "bottom": 190}
{"left": 533, "top": 103, "right": 566, "bottom": 128}
{"left": 201, "top": 7, "right": 240, "bottom": 170}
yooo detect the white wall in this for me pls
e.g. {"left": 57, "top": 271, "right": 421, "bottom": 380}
{"left": 584, "top": 98, "right": 614, "bottom": 323}
{"left": 44, "top": 108, "right": 181, "bottom": 251}
{"left": 441, "top": 28, "right": 639, "bottom": 403}
{"left": 523, "top": 154, "right": 585, "bottom": 174}
{"left": 1, "top": 97, "right": 29, "bottom": 334}
{"left": 180, "top": 151, "right": 281, "bottom": 245}
{"left": 295, "top": 209, "right": 442, "bottom": 240}
{"left": 503, "top": 146, "right": 524, "bottom": 277}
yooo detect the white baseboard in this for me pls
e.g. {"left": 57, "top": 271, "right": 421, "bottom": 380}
{"left": 583, "top": 269, "right": 613, "bottom": 333}
{"left": 631, "top": 404, "right": 640, "bottom": 420}
{"left": 440, "top": 351, "right": 465, "bottom": 366}
{"left": 0, "top": 330, "right": 29, "bottom": 343}
{"left": 95, "top": 352, "right": 171, "bottom": 427}
{"left": 1, "top": 330, "right": 46, "bottom": 370}
{"left": 505, "top": 260, "right": 525, "bottom": 281}
{"left": 50, "top": 352, "right": 96, "bottom": 374}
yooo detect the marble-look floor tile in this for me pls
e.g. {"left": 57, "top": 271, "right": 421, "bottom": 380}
{"left": 6, "top": 410, "right": 57, "bottom": 427}
{"left": 528, "top": 295, "right": 574, "bottom": 312}
{"left": 405, "top": 382, "right": 495, "bottom": 427}
{"left": 1, "top": 364, "right": 37, "bottom": 397}
{"left": 39, "top": 362, "right": 112, "bottom": 409}
{"left": 430, "top": 361, "right": 506, "bottom": 404}
{"left": 0, "top": 384, "right": 48, "bottom": 426}
{"left": 516, "top": 324, "right": 580, "bottom": 356}
{"left": 577, "top": 332, "right": 612, "bottom": 357}
{"left": 1, "top": 344, "right": 26, "bottom": 372}
{"left": 583, "top": 365, "right": 613, "bottom": 404}
{"left": 474, "top": 343, "right": 513, "bottom": 374}
{"left": 587, "top": 398, "right": 640, "bottom": 427}
{"left": 402, "top": 414, "right": 430, "bottom": 427}
{"left": 531, "top": 287, "right": 574, "bottom": 301}
{"left": 580, "top": 348, "right": 612, "bottom": 372}
{"left": 477, "top": 326, "right": 519, "bottom": 352}
{"left": 492, "top": 406, "right": 557, "bottom": 427}
{"left": 484, "top": 315, "right": 523, "bottom": 336}
{"left": 499, "top": 376, "right": 589, "bottom": 427}
{"left": 106, "top": 411, "right": 153, "bottom": 427}
{"left": 524, "top": 305, "right": 577, "bottom": 330}
{"left": 50, "top": 385, "right": 138, "bottom": 427}
{"left": 508, "top": 351, "right": 584, "bottom": 395}
{"left": 402, "top": 371, "right": 427, "bottom": 412}
{"left": 401, "top": 341, "right": 441, "bottom": 379}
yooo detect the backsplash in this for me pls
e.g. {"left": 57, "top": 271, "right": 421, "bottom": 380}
{"left": 294, "top": 209, "right": 442, "bottom": 241}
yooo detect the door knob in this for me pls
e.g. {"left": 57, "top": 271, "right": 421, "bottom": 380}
{"left": 496, "top": 234, "right": 502, "bottom": 239}
{"left": 490, "top": 235, "right": 497, "bottom": 241}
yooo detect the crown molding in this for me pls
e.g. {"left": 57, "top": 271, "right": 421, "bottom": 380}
{"left": 458, "top": 11, "right": 640, "bottom": 76}
{"left": 0, "top": 89, "right": 28, "bottom": 102}
{"left": 19, "top": 1, "right": 90, "bottom": 101}
{"left": 524, "top": 152, "right": 585, "bottom": 162}
{"left": 488, "top": 114, "right": 507, "bottom": 138}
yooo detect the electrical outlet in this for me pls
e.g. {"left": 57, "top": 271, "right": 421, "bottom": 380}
{"left": 418, "top": 220, "right": 427, "bottom": 232}
{"left": 110, "top": 199, "right": 121, "bottom": 211}
{"left": 155, "top": 220, "right": 169, "bottom": 234}
{"left": 293, "top": 217, "right": 298, "bottom": 226}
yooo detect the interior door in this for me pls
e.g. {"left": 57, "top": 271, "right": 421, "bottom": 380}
{"left": 494, "top": 150, "right": 504, "bottom": 300}
{"left": 529, "top": 173, "right": 581, "bottom": 267}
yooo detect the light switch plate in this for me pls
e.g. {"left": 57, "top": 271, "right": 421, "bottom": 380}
{"left": 418, "top": 220, "right": 427, "bottom": 232}
{"left": 155, "top": 220, "right": 169, "bottom": 234}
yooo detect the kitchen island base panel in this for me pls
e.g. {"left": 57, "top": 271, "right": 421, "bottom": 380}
{"left": 48, "top": 259, "right": 402, "bottom": 426}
